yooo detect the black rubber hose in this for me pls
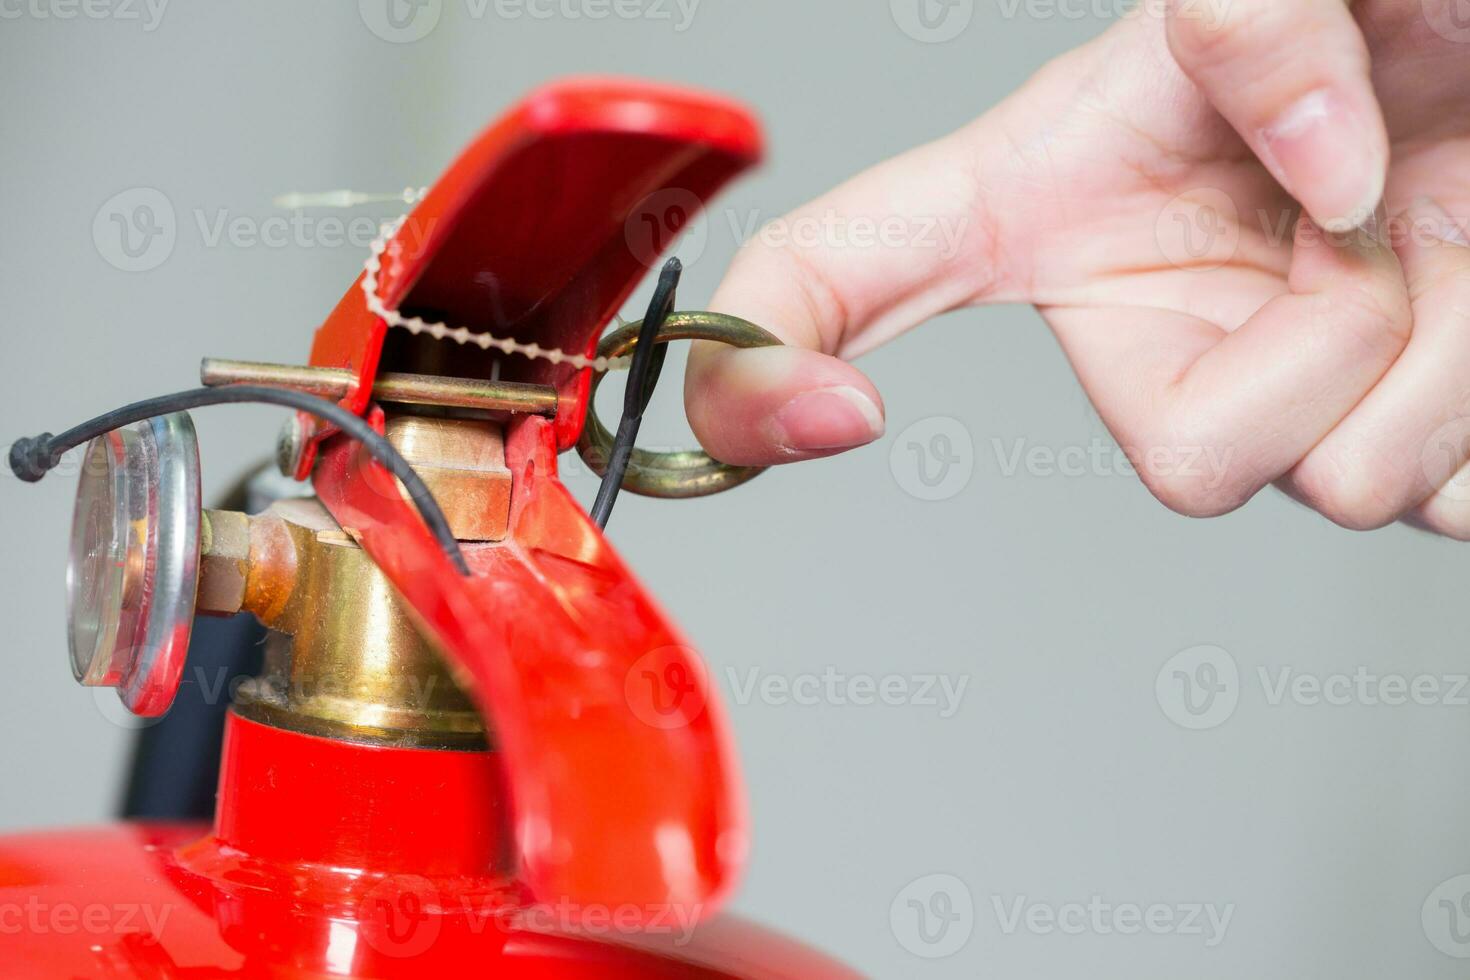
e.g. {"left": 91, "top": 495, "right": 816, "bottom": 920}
{"left": 8, "top": 385, "right": 470, "bottom": 575}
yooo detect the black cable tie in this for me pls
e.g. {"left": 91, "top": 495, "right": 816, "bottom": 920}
{"left": 590, "top": 257, "right": 680, "bottom": 529}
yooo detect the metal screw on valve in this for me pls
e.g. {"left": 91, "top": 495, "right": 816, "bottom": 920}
{"left": 276, "top": 415, "right": 308, "bottom": 478}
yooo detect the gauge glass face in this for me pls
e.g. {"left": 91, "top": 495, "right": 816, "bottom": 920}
{"left": 66, "top": 435, "right": 128, "bottom": 684}
{"left": 60, "top": 414, "right": 200, "bottom": 715}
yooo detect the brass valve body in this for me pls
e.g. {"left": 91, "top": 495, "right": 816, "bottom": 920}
{"left": 198, "top": 416, "right": 512, "bottom": 750}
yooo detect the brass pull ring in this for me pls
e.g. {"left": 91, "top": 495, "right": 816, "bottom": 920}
{"left": 576, "top": 311, "right": 783, "bottom": 499}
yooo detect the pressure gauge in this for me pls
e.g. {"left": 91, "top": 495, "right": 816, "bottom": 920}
{"left": 66, "top": 413, "right": 201, "bottom": 717}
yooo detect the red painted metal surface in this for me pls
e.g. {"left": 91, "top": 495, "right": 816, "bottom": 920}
{"left": 208, "top": 713, "right": 514, "bottom": 879}
{"left": 0, "top": 715, "right": 861, "bottom": 978}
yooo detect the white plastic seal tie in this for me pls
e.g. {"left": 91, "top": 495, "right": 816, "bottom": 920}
{"left": 274, "top": 185, "right": 632, "bottom": 372}
{"left": 358, "top": 198, "right": 631, "bottom": 373}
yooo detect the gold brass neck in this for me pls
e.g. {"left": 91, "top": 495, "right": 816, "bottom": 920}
{"left": 202, "top": 416, "right": 514, "bottom": 751}
{"left": 229, "top": 499, "right": 486, "bottom": 749}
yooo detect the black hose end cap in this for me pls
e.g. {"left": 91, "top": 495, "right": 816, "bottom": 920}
{"left": 9, "top": 434, "right": 55, "bottom": 483}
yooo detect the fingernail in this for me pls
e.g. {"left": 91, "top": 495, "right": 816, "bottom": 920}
{"left": 1258, "top": 89, "right": 1385, "bottom": 234}
{"left": 1411, "top": 196, "right": 1470, "bottom": 246}
{"left": 1361, "top": 203, "right": 1391, "bottom": 247}
{"left": 771, "top": 386, "right": 885, "bottom": 453}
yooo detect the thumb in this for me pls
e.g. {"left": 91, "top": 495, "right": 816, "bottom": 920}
{"left": 1164, "top": 0, "right": 1388, "bottom": 232}
{"left": 685, "top": 132, "right": 996, "bottom": 466}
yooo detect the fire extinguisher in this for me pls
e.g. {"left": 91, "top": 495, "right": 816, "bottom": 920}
{"left": 0, "top": 79, "right": 862, "bottom": 979}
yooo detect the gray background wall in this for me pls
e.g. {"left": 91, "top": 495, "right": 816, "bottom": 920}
{"left": 2, "top": 3, "right": 1468, "bottom": 978}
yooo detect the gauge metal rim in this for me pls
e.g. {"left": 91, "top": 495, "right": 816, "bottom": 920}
{"left": 66, "top": 412, "right": 201, "bottom": 717}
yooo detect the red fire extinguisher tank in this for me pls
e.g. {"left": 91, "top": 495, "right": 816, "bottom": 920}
{"left": 1, "top": 715, "right": 859, "bottom": 977}
{"left": 0, "top": 80, "right": 863, "bottom": 978}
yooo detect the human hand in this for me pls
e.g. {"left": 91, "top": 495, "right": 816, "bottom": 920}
{"left": 686, "top": 1, "right": 1470, "bottom": 536}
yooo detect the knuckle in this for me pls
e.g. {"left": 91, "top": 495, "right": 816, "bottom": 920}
{"left": 1318, "top": 280, "right": 1414, "bottom": 357}
{"left": 1129, "top": 422, "right": 1250, "bottom": 518}
{"left": 1408, "top": 504, "right": 1470, "bottom": 543}
{"left": 731, "top": 233, "right": 845, "bottom": 351}
{"left": 1166, "top": 0, "right": 1268, "bottom": 67}
{"left": 1413, "top": 264, "right": 1470, "bottom": 314}
{"left": 1290, "top": 448, "right": 1403, "bottom": 531}
{"left": 1142, "top": 469, "right": 1244, "bottom": 518}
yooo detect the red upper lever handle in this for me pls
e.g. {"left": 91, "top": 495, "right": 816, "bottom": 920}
{"left": 305, "top": 78, "right": 763, "bottom": 921}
